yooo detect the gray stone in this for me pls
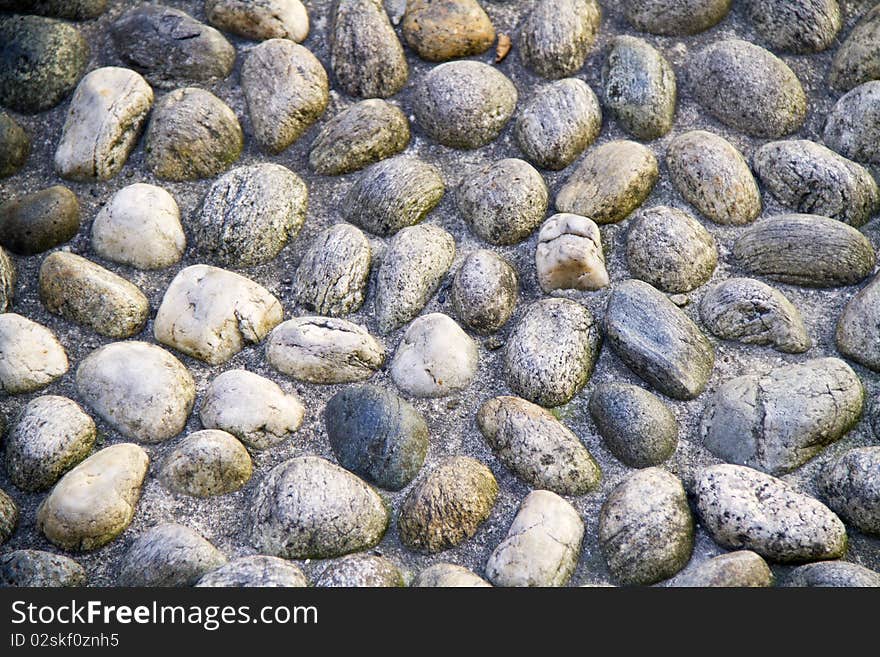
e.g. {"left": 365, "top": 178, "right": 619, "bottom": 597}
{"left": 76, "top": 341, "right": 195, "bottom": 443}
{"left": 666, "top": 130, "right": 761, "bottom": 226}
{"left": 145, "top": 87, "right": 243, "bottom": 181}
{"left": 536, "top": 213, "right": 609, "bottom": 292}
{"left": 744, "top": 0, "right": 841, "bottom": 54}
{"left": 621, "top": 0, "right": 730, "bottom": 35}
{"left": 505, "top": 298, "right": 600, "bottom": 407}
{"left": 451, "top": 250, "right": 518, "bottom": 334}
{"left": 555, "top": 140, "right": 658, "bottom": 224}
{"left": 91, "top": 183, "right": 185, "bottom": 270}
{"left": 785, "top": 561, "right": 880, "bottom": 587}
{"left": 37, "top": 443, "right": 149, "bottom": 551}
{"left": 604, "top": 279, "right": 715, "bottom": 400}
{"left": 54, "top": 67, "right": 153, "bottom": 182}
{"left": 330, "top": 0, "right": 408, "bottom": 98}
{"left": 241, "top": 39, "right": 328, "bottom": 153}
{"left": 117, "top": 523, "right": 227, "bottom": 587}
{"left": 402, "top": 0, "right": 495, "bottom": 62}
{"left": 599, "top": 468, "right": 694, "bottom": 585}
{"left": 0, "top": 550, "right": 86, "bottom": 587}
{"left": 39, "top": 252, "right": 149, "bottom": 339}
{"left": 477, "top": 395, "right": 601, "bottom": 495}
{"left": 830, "top": 4, "right": 880, "bottom": 92}
{"left": 398, "top": 456, "right": 498, "bottom": 553}
{"left": 5, "top": 395, "right": 96, "bottom": 492}
{"left": 251, "top": 456, "right": 389, "bottom": 559}
{"left": 625, "top": 205, "right": 718, "bottom": 294}
{"left": 195, "top": 163, "right": 307, "bottom": 267}
{"left": 375, "top": 224, "right": 455, "bottom": 334}
{"left": 670, "top": 551, "right": 773, "bottom": 587}
{"left": 518, "top": 0, "right": 601, "bottom": 79}
{"left": 205, "top": 0, "right": 309, "bottom": 42}
{"left": 457, "top": 158, "right": 548, "bottom": 246}
{"left": 0, "top": 247, "right": 13, "bottom": 312}
{"left": 818, "top": 447, "right": 880, "bottom": 536}
{"left": 154, "top": 265, "right": 283, "bottom": 365}
{"left": 603, "top": 36, "right": 676, "bottom": 140}
{"left": 342, "top": 156, "right": 444, "bottom": 237}
{"left": 309, "top": 99, "right": 410, "bottom": 175}
{"left": 316, "top": 554, "right": 404, "bottom": 587}
{"left": 588, "top": 383, "right": 678, "bottom": 468}
{"left": 700, "top": 358, "right": 863, "bottom": 475}
{"left": 0, "top": 185, "right": 80, "bottom": 255}
{"left": 0, "top": 112, "right": 29, "bottom": 178}
{"left": 196, "top": 556, "right": 309, "bottom": 587}
{"left": 694, "top": 464, "right": 848, "bottom": 563}
{"left": 159, "top": 430, "right": 253, "bottom": 498}
{"left": 0, "top": 314, "right": 67, "bottom": 395}
{"left": 699, "top": 278, "right": 811, "bottom": 353}
{"left": 325, "top": 384, "right": 428, "bottom": 491}
{"left": 0, "top": 488, "right": 17, "bottom": 545}
{"left": 110, "top": 6, "right": 235, "bottom": 88}
{"left": 200, "top": 369, "right": 304, "bottom": 451}
{"left": 412, "top": 61, "right": 517, "bottom": 149}
{"left": 824, "top": 81, "right": 880, "bottom": 165}
{"left": 0, "top": 15, "right": 89, "bottom": 113}
{"left": 687, "top": 39, "right": 807, "bottom": 138}
{"left": 267, "top": 317, "right": 385, "bottom": 385}
{"left": 515, "top": 78, "right": 602, "bottom": 171}
{"left": 733, "top": 214, "right": 875, "bottom": 287}
{"left": 486, "top": 490, "right": 583, "bottom": 587}
{"left": 0, "top": 0, "right": 107, "bottom": 20}
{"left": 293, "top": 224, "right": 371, "bottom": 316}
{"left": 413, "top": 563, "right": 490, "bottom": 587}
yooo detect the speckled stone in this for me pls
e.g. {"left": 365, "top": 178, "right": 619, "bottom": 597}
{"left": 316, "top": 553, "right": 404, "bottom": 587}
{"left": 830, "top": 4, "right": 880, "bottom": 92}
{"left": 0, "top": 314, "right": 67, "bottom": 395}
{"left": 823, "top": 81, "right": 880, "bottom": 166}
{"left": 0, "top": 488, "right": 18, "bottom": 545}
{"left": 744, "top": 0, "right": 841, "bottom": 54}
{"left": 671, "top": 551, "right": 773, "bottom": 587}
{"left": 159, "top": 430, "right": 253, "bottom": 498}
{"left": 818, "top": 447, "right": 880, "bottom": 536}
{"left": 205, "top": 0, "right": 309, "bottom": 42}
{"left": 196, "top": 556, "right": 309, "bottom": 587}
{"left": 0, "top": 550, "right": 86, "bottom": 587}
{"left": 117, "top": 523, "right": 227, "bottom": 587}
{"left": 785, "top": 561, "right": 880, "bottom": 587}
{"left": 451, "top": 249, "right": 518, "bottom": 334}
{"left": 402, "top": 0, "right": 495, "bottom": 62}
{"left": 518, "top": 0, "right": 601, "bottom": 79}
{"left": 0, "top": 112, "right": 30, "bottom": 178}
{"left": 0, "top": 185, "right": 80, "bottom": 256}
{"left": 621, "top": 0, "right": 730, "bottom": 36}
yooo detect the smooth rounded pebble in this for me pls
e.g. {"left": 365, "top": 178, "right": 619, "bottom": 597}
{"left": 325, "top": 384, "right": 428, "bottom": 491}
{"left": 753, "top": 140, "right": 879, "bottom": 228}
{"left": 515, "top": 78, "right": 602, "bottom": 171}
{"left": 700, "top": 357, "right": 863, "bottom": 475}
{"left": 626, "top": 205, "right": 718, "bottom": 293}
{"left": 670, "top": 551, "right": 773, "bottom": 587}
{"left": 0, "top": 488, "right": 18, "bottom": 545}
{"left": 117, "top": 523, "right": 227, "bottom": 587}
{"left": 159, "top": 430, "right": 253, "bottom": 498}
{"left": 687, "top": 39, "right": 807, "bottom": 138}
{"left": 76, "top": 341, "right": 195, "bottom": 443}
{"left": 518, "top": 0, "right": 601, "bottom": 79}
{"left": 555, "top": 140, "right": 659, "bottom": 224}
{"left": 241, "top": 39, "right": 327, "bottom": 153}
{"left": 145, "top": 87, "right": 243, "bottom": 181}
{"left": 486, "top": 490, "right": 583, "bottom": 587}
{"left": 0, "top": 112, "right": 29, "bottom": 178}
{"left": 154, "top": 265, "right": 283, "bottom": 365}
{"left": 206, "top": 0, "right": 309, "bottom": 42}
{"left": 390, "top": 313, "right": 478, "bottom": 398}
{"left": 309, "top": 99, "right": 410, "bottom": 175}
{"left": 110, "top": 5, "right": 234, "bottom": 88}
{"left": 666, "top": 130, "right": 761, "bottom": 226}
{"left": 316, "top": 554, "right": 404, "bottom": 587}
{"left": 0, "top": 314, "right": 67, "bottom": 395}
{"left": 818, "top": 447, "right": 880, "bottom": 536}
{"left": 398, "top": 456, "right": 498, "bottom": 553}
{"left": 200, "top": 369, "right": 304, "bottom": 451}
{"left": 36, "top": 443, "right": 149, "bottom": 551}
{"left": 604, "top": 279, "right": 715, "bottom": 400}
{"left": 457, "top": 158, "right": 548, "bottom": 246}
{"left": 589, "top": 383, "right": 678, "bottom": 468}
{"left": 293, "top": 224, "right": 371, "bottom": 316}
{"left": 91, "top": 183, "right": 185, "bottom": 270}
{"left": 830, "top": 5, "right": 880, "bottom": 92}
{"left": 621, "top": 0, "right": 730, "bottom": 35}
{"left": 699, "top": 278, "right": 811, "bottom": 353}
{"left": 251, "top": 456, "right": 389, "bottom": 559}
{"left": 0, "top": 246, "right": 14, "bottom": 312}
{"left": 54, "top": 67, "right": 153, "bottom": 182}
{"left": 599, "top": 468, "right": 694, "bottom": 585}
{"left": 413, "top": 61, "right": 517, "bottom": 149}
{"left": 39, "top": 252, "right": 149, "bottom": 339}
{"left": 402, "top": 0, "right": 495, "bottom": 62}
{"left": 412, "top": 563, "right": 491, "bottom": 587}
{"left": 824, "top": 81, "right": 880, "bottom": 165}
{"left": 744, "top": 0, "right": 841, "bottom": 54}
{"left": 536, "top": 213, "right": 608, "bottom": 293}
{"left": 267, "top": 317, "right": 385, "bottom": 385}
{"left": 5, "top": 395, "right": 96, "bottom": 492}
{"left": 0, "top": 185, "right": 80, "bottom": 256}
{"left": 196, "top": 556, "right": 309, "bottom": 587}
{"left": 695, "top": 464, "right": 848, "bottom": 563}
{"left": 785, "top": 561, "right": 880, "bottom": 587}
{"left": 375, "top": 224, "right": 455, "bottom": 334}
{"left": 451, "top": 249, "right": 518, "bottom": 334}
{"left": 330, "top": 0, "right": 408, "bottom": 98}
{"left": 0, "top": 550, "right": 86, "bottom": 587}
{"left": 733, "top": 214, "right": 875, "bottom": 287}
{"left": 342, "top": 156, "right": 444, "bottom": 237}
{"left": 477, "top": 395, "right": 601, "bottom": 495}
{"left": 195, "top": 163, "right": 307, "bottom": 267}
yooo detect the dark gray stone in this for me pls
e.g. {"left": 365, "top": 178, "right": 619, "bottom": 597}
{"left": 818, "top": 447, "right": 880, "bottom": 536}
{"left": 0, "top": 550, "right": 86, "bottom": 587}
{"left": 518, "top": 0, "right": 601, "bottom": 79}
{"left": 0, "top": 186, "right": 79, "bottom": 256}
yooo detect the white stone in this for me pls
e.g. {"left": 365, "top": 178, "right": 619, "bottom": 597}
{"left": 0, "top": 313, "right": 68, "bottom": 394}
{"left": 536, "top": 213, "right": 609, "bottom": 292}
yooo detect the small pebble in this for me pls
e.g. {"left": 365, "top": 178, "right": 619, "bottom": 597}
{"left": 0, "top": 314, "right": 67, "bottom": 395}
{"left": 159, "top": 430, "right": 253, "bottom": 498}
{"left": 451, "top": 250, "right": 518, "bottom": 334}
{"left": 117, "top": 523, "right": 227, "bottom": 587}
{"left": 0, "top": 185, "right": 80, "bottom": 256}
